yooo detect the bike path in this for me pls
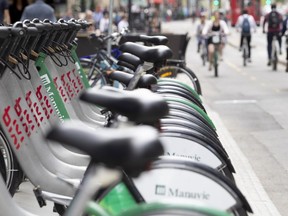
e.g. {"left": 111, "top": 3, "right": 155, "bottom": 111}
{"left": 162, "top": 19, "right": 284, "bottom": 215}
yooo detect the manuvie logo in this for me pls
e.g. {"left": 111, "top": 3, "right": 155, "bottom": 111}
{"left": 155, "top": 185, "right": 166, "bottom": 195}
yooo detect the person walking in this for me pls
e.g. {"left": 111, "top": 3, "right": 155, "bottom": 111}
{"left": 0, "top": 0, "right": 10, "bottom": 25}
{"left": 20, "top": 0, "right": 56, "bottom": 22}
{"left": 99, "top": 11, "right": 109, "bottom": 34}
{"left": 117, "top": 14, "right": 128, "bottom": 32}
{"left": 235, "top": 9, "right": 257, "bottom": 62}
{"left": 263, "top": 3, "right": 283, "bottom": 66}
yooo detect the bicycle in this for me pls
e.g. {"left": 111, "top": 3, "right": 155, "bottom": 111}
{"left": 210, "top": 32, "right": 222, "bottom": 77}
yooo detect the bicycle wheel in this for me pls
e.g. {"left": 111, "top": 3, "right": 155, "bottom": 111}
{"left": 214, "top": 52, "right": 218, "bottom": 77}
{"left": 0, "top": 129, "right": 23, "bottom": 196}
{"left": 157, "top": 65, "right": 202, "bottom": 95}
{"left": 272, "top": 51, "right": 277, "bottom": 71}
{"left": 80, "top": 58, "right": 110, "bottom": 88}
{"left": 0, "top": 148, "right": 6, "bottom": 182}
{"left": 243, "top": 47, "right": 247, "bottom": 67}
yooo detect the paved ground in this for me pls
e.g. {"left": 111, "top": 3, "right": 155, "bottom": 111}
{"left": 10, "top": 19, "right": 287, "bottom": 216}
{"left": 163, "top": 18, "right": 288, "bottom": 216}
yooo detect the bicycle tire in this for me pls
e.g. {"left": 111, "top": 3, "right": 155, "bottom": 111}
{"left": 243, "top": 48, "right": 247, "bottom": 67}
{"left": 272, "top": 52, "right": 277, "bottom": 71}
{"left": 214, "top": 51, "right": 218, "bottom": 77}
{"left": 0, "top": 129, "right": 23, "bottom": 196}
{"left": 0, "top": 147, "right": 6, "bottom": 182}
{"left": 157, "top": 65, "right": 202, "bottom": 95}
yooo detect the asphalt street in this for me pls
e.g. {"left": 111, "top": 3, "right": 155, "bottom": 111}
{"left": 162, "top": 19, "right": 288, "bottom": 216}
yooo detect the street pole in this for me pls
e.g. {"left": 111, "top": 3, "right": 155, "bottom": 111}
{"left": 107, "top": 0, "right": 114, "bottom": 56}
{"left": 128, "top": 0, "right": 132, "bottom": 29}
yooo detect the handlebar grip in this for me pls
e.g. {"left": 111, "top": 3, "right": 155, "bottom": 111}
{"left": 26, "top": 26, "right": 38, "bottom": 36}
{"left": 0, "top": 26, "right": 11, "bottom": 38}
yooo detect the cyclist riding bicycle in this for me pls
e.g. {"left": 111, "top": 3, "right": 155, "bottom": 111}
{"left": 196, "top": 12, "right": 207, "bottom": 53}
{"left": 235, "top": 9, "right": 257, "bottom": 62}
{"left": 263, "top": 3, "right": 283, "bottom": 66}
{"left": 202, "top": 11, "right": 229, "bottom": 71}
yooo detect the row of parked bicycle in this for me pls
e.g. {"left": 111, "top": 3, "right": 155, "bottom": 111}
{"left": 0, "top": 19, "right": 253, "bottom": 216}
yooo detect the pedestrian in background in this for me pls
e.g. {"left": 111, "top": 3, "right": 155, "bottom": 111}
{"left": 92, "top": 5, "right": 103, "bottom": 30}
{"left": 99, "top": 11, "right": 109, "bottom": 34}
{"left": 9, "top": 0, "right": 28, "bottom": 23}
{"left": 235, "top": 9, "right": 257, "bottom": 62}
{"left": 263, "top": 3, "right": 283, "bottom": 66}
{"left": 20, "top": 0, "right": 56, "bottom": 22}
{"left": 0, "top": 0, "right": 10, "bottom": 25}
{"left": 196, "top": 12, "right": 207, "bottom": 53}
{"left": 117, "top": 13, "right": 128, "bottom": 32}
{"left": 281, "top": 13, "right": 288, "bottom": 72}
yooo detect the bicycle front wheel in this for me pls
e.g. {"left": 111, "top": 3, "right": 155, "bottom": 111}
{"left": 243, "top": 48, "right": 247, "bottom": 67}
{"left": 272, "top": 52, "right": 278, "bottom": 71}
{"left": 0, "top": 129, "right": 23, "bottom": 196}
{"left": 214, "top": 53, "right": 218, "bottom": 77}
{"left": 157, "top": 65, "right": 202, "bottom": 95}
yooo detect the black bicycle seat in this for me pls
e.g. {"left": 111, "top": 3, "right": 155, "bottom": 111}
{"left": 118, "top": 52, "right": 143, "bottom": 68}
{"left": 80, "top": 86, "right": 169, "bottom": 123}
{"left": 139, "top": 35, "right": 168, "bottom": 45}
{"left": 108, "top": 70, "right": 157, "bottom": 88}
{"left": 120, "top": 34, "right": 168, "bottom": 45}
{"left": 46, "top": 122, "right": 163, "bottom": 177}
{"left": 117, "top": 60, "right": 136, "bottom": 71}
{"left": 120, "top": 42, "right": 173, "bottom": 63}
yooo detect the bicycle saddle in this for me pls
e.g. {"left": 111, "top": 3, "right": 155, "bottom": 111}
{"left": 46, "top": 122, "right": 163, "bottom": 177}
{"left": 121, "top": 34, "right": 168, "bottom": 45}
{"left": 118, "top": 52, "right": 144, "bottom": 68}
{"left": 80, "top": 86, "right": 169, "bottom": 124}
{"left": 108, "top": 70, "right": 157, "bottom": 88}
{"left": 120, "top": 42, "right": 173, "bottom": 63}
{"left": 117, "top": 60, "right": 136, "bottom": 71}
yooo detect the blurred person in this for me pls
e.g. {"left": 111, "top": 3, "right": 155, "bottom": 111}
{"left": 117, "top": 13, "right": 128, "bottom": 32}
{"left": 9, "top": 0, "right": 28, "bottom": 23}
{"left": 281, "top": 11, "right": 288, "bottom": 72}
{"left": 196, "top": 12, "right": 207, "bottom": 53}
{"left": 0, "top": 0, "right": 10, "bottom": 24}
{"left": 263, "top": 3, "right": 283, "bottom": 66}
{"left": 20, "top": 0, "right": 56, "bottom": 22}
{"left": 202, "top": 11, "right": 229, "bottom": 70}
{"left": 92, "top": 5, "right": 103, "bottom": 29}
{"left": 235, "top": 9, "right": 257, "bottom": 62}
{"left": 85, "top": 9, "right": 96, "bottom": 33}
{"left": 99, "top": 11, "right": 109, "bottom": 34}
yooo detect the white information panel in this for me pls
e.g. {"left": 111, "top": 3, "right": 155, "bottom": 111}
{"left": 160, "top": 136, "right": 223, "bottom": 169}
{"left": 133, "top": 168, "right": 237, "bottom": 210}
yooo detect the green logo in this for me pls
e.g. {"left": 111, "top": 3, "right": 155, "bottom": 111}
{"left": 155, "top": 185, "right": 166, "bottom": 195}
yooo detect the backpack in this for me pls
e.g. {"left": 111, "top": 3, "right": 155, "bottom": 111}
{"left": 268, "top": 11, "right": 280, "bottom": 28}
{"left": 242, "top": 17, "right": 250, "bottom": 34}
